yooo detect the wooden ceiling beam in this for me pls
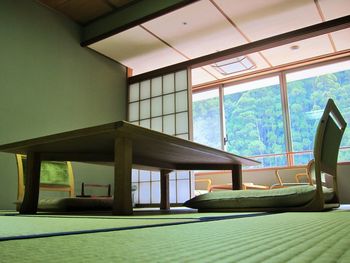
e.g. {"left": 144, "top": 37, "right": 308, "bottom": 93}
{"left": 81, "top": 0, "right": 199, "bottom": 46}
{"left": 128, "top": 15, "right": 350, "bottom": 84}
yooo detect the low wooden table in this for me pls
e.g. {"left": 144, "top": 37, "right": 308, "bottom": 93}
{"left": 0, "top": 121, "right": 259, "bottom": 215}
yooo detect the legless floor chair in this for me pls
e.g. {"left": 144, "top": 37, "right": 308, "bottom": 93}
{"left": 184, "top": 99, "right": 346, "bottom": 212}
{"left": 16, "top": 155, "right": 114, "bottom": 212}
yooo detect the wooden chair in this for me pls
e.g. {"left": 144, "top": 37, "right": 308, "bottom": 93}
{"left": 209, "top": 183, "right": 269, "bottom": 191}
{"left": 194, "top": 178, "right": 212, "bottom": 196}
{"left": 274, "top": 99, "right": 347, "bottom": 209}
{"left": 16, "top": 154, "right": 75, "bottom": 209}
{"left": 272, "top": 159, "right": 315, "bottom": 189}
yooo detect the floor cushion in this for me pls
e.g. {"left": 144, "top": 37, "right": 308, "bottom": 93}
{"left": 184, "top": 185, "right": 334, "bottom": 210}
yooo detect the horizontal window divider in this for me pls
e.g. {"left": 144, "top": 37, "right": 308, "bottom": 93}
{"left": 192, "top": 51, "right": 350, "bottom": 92}
{"left": 135, "top": 110, "right": 189, "bottom": 122}
{"left": 128, "top": 89, "right": 188, "bottom": 103}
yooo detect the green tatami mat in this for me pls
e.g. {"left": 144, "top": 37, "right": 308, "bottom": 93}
{"left": 0, "top": 215, "right": 195, "bottom": 240}
{"left": 1, "top": 211, "right": 350, "bottom": 262}
{"left": 0, "top": 211, "right": 261, "bottom": 240}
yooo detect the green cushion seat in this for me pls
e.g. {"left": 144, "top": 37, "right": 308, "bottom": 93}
{"left": 184, "top": 186, "right": 334, "bottom": 210}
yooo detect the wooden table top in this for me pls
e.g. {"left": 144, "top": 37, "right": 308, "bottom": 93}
{"left": 0, "top": 121, "right": 259, "bottom": 170}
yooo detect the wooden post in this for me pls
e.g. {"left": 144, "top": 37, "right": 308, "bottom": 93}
{"left": 19, "top": 152, "right": 41, "bottom": 214}
{"left": 113, "top": 136, "right": 133, "bottom": 215}
{"left": 160, "top": 169, "right": 172, "bottom": 210}
{"left": 232, "top": 164, "right": 242, "bottom": 190}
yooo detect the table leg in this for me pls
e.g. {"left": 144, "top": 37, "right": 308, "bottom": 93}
{"left": 113, "top": 137, "right": 133, "bottom": 215}
{"left": 19, "top": 152, "right": 41, "bottom": 214}
{"left": 160, "top": 169, "right": 172, "bottom": 210}
{"left": 232, "top": 164, "right": 242, "bottom": 190}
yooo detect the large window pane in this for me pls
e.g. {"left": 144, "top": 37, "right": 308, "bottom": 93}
{"left": 192, "top": 89, "right": 221, "bottom": 149}
{"left": 287, "top": 60, "right": 350, "bottom": 165}
{"left": 224, "top": 76, "right": 287, "bottom": 168}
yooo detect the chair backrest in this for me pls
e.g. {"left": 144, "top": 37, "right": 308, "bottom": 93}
{"left": 313, "top": 99, "right": 347, "bottom": 202}
{"left": 16, "top": 154, "right": 75, "bottom": 201}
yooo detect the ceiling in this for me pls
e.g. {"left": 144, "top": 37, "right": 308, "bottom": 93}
{"left": 37, "top": 0, "right": 138, "bottom": 25}
{"left": 40, "top": 0, "right": 350, "bottom": 86}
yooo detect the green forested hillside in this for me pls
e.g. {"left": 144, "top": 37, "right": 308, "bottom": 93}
{"left": 193, "top": 70, "right": 350, "bottom": 167}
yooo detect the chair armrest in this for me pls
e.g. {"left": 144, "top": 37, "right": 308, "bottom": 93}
{"left": 195, "top": 178, "right": 212, "bottom": 192}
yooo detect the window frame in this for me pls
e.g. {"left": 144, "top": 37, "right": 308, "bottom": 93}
{"left": 192, "top": 56, "right": 350, "bottom": 170}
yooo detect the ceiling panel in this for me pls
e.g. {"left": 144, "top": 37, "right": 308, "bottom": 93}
{"left": 318, "top": 0, "right": 350, "bottom": 20}
{"left": 261, "top": 35, "right": 333, "bottom": 66}
{"left": 38, "top": 0, "right": 137, "bottom": 25}
{"left": 85, "top": 0, "right": 349, "bottom": 86}
{"left": 89, "top": 26, "right": 187, "bottom": 75}
{"left": 142, "top": 0, "right": 247, "bottom": 59}
{"left": 214, "top": 0, "right": 321, "bottom": 41}
{"left": 331, "top": 29, "right": 350, "bottom": 51}
{"left": 192, "top": 68, "right": 217, "bottom": 86}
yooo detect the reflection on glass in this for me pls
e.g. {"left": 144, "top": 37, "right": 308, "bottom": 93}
{"left": 224, "top": 76, "right": 286, "bottom": 168}
{"left": 192, "top": 89, "right": 221, "bottom": 149}
{"left": 287, "top": 60, "right": 350, "bottom": 164}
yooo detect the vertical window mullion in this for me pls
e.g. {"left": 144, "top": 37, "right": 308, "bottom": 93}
{"left": 219, "top": 85, "right": 226, "bottom": 151}
{"left": 279, "top": 72, "right": 293, "bottom": 166}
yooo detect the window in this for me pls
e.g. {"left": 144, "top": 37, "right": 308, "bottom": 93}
{"left": 128, "top": 69, "right": 193, "bottom": 204}
{"left": 192, "top": 89, "right": 221, "bottom": 149}
{"left": 287, "top": 60, "right": 350, "bottom": 164}
{"left": 192, "top": 58, "right": 350, "bottom": 169}
{"left": 224, "top": 76, "right": 287, "bottom": 168}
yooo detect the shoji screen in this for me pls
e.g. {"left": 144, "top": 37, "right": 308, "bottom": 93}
{"left": 128, "top": 69, "right": 193, "bottom": 205}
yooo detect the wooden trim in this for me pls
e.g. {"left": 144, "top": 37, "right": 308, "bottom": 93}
{"left": 193, "top": 50, "right": 350, "bottom": 91}
{"left": 160, "top": 169, "right": 172, "bottom": 210}
{"left": 16, "top": 154, "right": 25, "bottom": 202}
{"left": 128, "top": 15, "right": 350, "bottom": 84}
{"left": 19, "top": 152, "right": 41, "bottom": 214}
{"left": 219, "top": 85, "right": 225, "bottom": 150}
{"left": 194, "top": 161, "right": 350, "bottom": 176}
{"left": 314, "top": 0, "right": 337, "bottom": 52}
{"left": 81, "top": 0, "right": 200, "bottom": 47}
{"left": 66, "top": 161, "right": 75, "bottom": 197}
{"left": 209, "top": 0, "right": 273, "bottom": 67}
{"left": 113, "top": 137, "right": 133, "bottom": 215}
{"left": 232, "top": 165, "right": 242, "bottom": 190}
{"left": 187, "top": 67, "right": 193, "bottom": 141}
{"left": 279, "top": 72, "right": 293, "bottom": 166}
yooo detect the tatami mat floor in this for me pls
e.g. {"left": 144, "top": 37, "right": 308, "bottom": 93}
{"left": 1, "top": 206, "right": 350, "bottom": 262}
